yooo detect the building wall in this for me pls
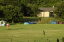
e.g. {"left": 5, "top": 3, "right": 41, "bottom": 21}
{"left": 37, "top": 12, "right": 49, "bottom": 17}
{"left": 44, "top": 12, "right": 49, "bottom": 17}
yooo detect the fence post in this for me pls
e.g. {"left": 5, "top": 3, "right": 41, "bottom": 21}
{"left": 11, "top": 38, "right": 12, "bottom": 42}
{"left": 62, "top": 37, "right": 64, "bottom": 42}
{"left": 57, "top": 39, "right": 59, "bottom": 42}
{"left": 43, "top": 30, "right": 45, "bottom": 36}
{"left": 34, "top": 40, "right": 36, "bottom": 42}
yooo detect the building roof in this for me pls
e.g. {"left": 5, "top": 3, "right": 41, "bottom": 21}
{"left": 39, "top": 7, "right": 55, "bottom": 12}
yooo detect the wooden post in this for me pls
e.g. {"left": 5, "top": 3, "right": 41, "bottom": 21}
{"left": 57, "top": 39, "right": 59, "bottom": 42}
{"left": 47, "top": 38, "right": 48, "bottom": 42}
{"left": 62, "top": 37, "right": 64, "bottom": 42}
{"left": 11, "top": 38, "right": 12, "bottom": 42}
{"left": 43, "top": 30, "right": 45, "bottom": 36}
{"left": 34, "top": 40, "right": 36, "bottom": 42}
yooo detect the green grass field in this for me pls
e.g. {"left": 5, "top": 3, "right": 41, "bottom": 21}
{"left": 0, "top": 24, "right": 64, "bottom": 42}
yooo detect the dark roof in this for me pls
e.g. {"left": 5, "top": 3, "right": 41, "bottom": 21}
{"left": 39, "top": 7, "right": 55, "bottom": 12}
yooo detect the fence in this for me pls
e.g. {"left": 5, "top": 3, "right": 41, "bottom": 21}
{"left": 0, "top": 38, "right": 63, "bottom": 42}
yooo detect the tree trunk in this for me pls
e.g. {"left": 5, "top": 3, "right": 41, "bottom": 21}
{"left": 34, "top": 12, "right": 36, "bottom": 17}
{"left": 12, "top": 19, "right": 14, "bottom": 23}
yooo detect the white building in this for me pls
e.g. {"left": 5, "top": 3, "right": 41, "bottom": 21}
{"left": 37, "top": 7, "right": 55, "bottom": 17}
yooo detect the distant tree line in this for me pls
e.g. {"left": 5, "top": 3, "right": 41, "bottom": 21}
{"left": 20, "top": 0, "right": 63, "bottom": 7}
{"left": 0, "top": 0, "right": 40, "bottom": 23}
{"left": 0, "top": 0, "right": 63, "bottom": 23}
{"left": 54, "top": 1, "right": 64, "bottom": 19}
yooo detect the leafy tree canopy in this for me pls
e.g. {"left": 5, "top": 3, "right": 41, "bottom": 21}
{"left": 2, "top": 5, "right": 23, "bottom": 23}
{"left": 27, "top": 4, "right": 40, "bottom": 17}
{"left": 54, "top": 1, "right": 64, "bottom": 19}
{"left": 0, "top": 0, "right": 23, "bottom": 23}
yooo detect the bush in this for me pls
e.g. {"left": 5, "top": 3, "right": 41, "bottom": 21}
{"left": 41, "top": 17, "right": 64, "bottom": 24}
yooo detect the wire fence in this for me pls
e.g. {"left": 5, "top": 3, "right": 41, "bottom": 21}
{"left": 0, "top": 38, "right": 63, "bottom": 42}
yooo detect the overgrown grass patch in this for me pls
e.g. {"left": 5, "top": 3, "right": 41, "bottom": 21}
{"left": 41, "top": 17, "right": 64, "bottom": 24}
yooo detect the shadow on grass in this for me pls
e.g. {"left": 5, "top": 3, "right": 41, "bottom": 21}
{"left": 6, "top": 28, "right": 24, "bottom": 30}
{"left": 9, "top": 23, "right": 16, "bottom": 25}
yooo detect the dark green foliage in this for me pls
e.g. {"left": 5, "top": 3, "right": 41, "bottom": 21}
{"left": 41, "top": 17, "right": 64, "bottom": 24}
{"left": 21, "top": 0, "right": 30, "bottom": 4}
{"left": 0, "top": 0, "right": 40, "bottom": 23}
{"left": 29, "top": 0, "right": 63, "bottom": 7}
{"left": 2, "top": 5, "right": 23, "bottom": 23}
{"left": 27, "top": 4, "right": 40, "bottom": 17}
{"left": 0, "top": 0, "right": 64, "bottom": 23}
{"left": 0, "top": 0, "right": 64, "bottom": 7}
{"left": 54, "top": 1, "right": 64, "bottom": 19}
{"left": 0, "top": 0, "right": 23, "bottom": 23}
{"left": 0, "top": 10, "right": 4, "bottom": 18}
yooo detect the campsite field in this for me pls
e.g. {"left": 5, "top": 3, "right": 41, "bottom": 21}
{"left": 0, "top": 24, "right": 64, "bottom": 42}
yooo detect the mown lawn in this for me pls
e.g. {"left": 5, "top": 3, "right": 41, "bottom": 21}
{"left": 0, "top": 24, "right": 64, "bottom": 42}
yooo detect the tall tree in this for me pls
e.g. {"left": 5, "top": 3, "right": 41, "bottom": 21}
{"left": 0, "top": 0, "right": 23, "bottom": 23}
{"left": 27, "top": 4, "right": 40, "bottom": 17}
{"left": 2, "top": 5, "right": 23, "bottom": 23}
{"left": 54, "top": 1, "right": 64, "bottom": 19}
